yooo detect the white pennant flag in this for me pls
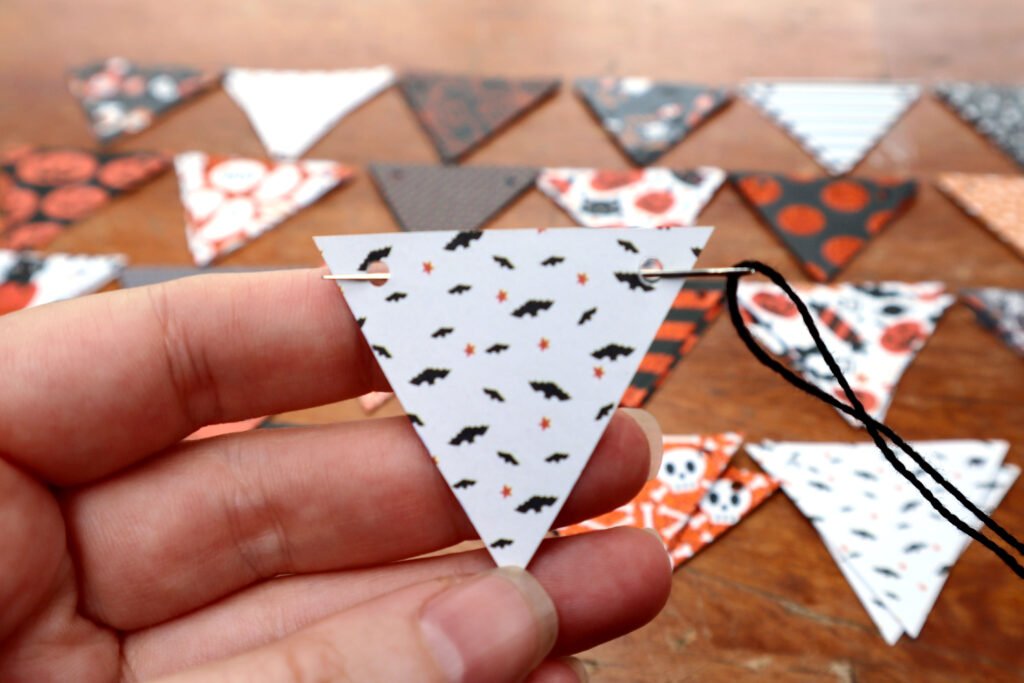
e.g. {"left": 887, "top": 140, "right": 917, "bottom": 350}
{"left": 741, "top": 81, "right": 920, "bottom": 175}
{"left": 316, "top": 227, "right": 714, "bottom": 567}
{"left": 224, "top": 66, "right": 396, "bottom": 159}
{"left": 748, "top": 440, "right": 1018, "bottom": 644}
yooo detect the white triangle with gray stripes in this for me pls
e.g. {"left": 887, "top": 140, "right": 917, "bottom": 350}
{"left": 742, "top": 81, "right": 920, "bottom": 175}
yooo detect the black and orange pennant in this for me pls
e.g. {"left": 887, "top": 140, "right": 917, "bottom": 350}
{"left": 730, "top": 172, "right": 917, "bottom": 281}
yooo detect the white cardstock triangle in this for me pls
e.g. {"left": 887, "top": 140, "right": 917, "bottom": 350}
{"left": 316, "top": 227, "right": 714, "bottom": 567}
{"left": 224, "top": 66, "right": 395, "bottom": 159}
{"left": 741, "top": 81, "right": 920, "bottom": 175}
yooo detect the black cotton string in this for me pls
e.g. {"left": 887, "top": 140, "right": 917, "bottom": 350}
{"left": 724, "top": 260, "right": 1024, "bottom": 579}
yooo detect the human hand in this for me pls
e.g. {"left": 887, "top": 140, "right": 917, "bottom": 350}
{"left": 0, "top": 268, "right": 671, "bottom": 682}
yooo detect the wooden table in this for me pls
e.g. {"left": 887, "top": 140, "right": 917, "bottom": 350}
{"left": 2, "top": 1, "right": 1023, "bottom": 679}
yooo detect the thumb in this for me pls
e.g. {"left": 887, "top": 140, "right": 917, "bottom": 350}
{"left": 156, "top": 567, "right": 558, "bottom": 683}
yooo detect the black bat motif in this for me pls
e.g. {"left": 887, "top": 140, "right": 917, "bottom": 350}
{"left": 617, "top": 238, "right": 639, "bottom": 254}
{"left": 529, "top": 381, "right": 571, "bottom": 401}
{"left": 938, "top": 565, "right": 952, "bottom": 575}
{"left": 449, "top": 284, "right": 472, "bottom": 294}
{"left": 444, "top": 230, "right": 483, "bottom": 250}
{"left": 386, "top": 292, "right": 407, "bottom": 302}
{"left": 851, "top": 529, "right": 876, "bottom": 540}
{"left": 853, "top": 470, "right": 877, "bottom": 480}
{"left": 490, "top": 538, "right": 514, "bottom": 549}
{"left": 407, "top": 414, "right": 423, "bottom": 426}
{"left": 357, "top": 317, "right": 366, "bottom": 327}
{"left": 615, "top": 271, "right": 655, "bottom": 292}
{"left": 582, "top": 198, "right": 620, "bottom": 214}
{"left": 486, "top": 343, "right": 510, "bottom": 354}
{"left": 545, "top": 452, "right": 568, "bottom": 463}
{"left": 901, "top": 500, "right": 921, "bottom": 513}
{"left": 512, "top": 300, "right": 553, "bottom": 317}
{"left": 884, "top": 591, "right": 899, "bottom": 600}
{"left": 371, "top": 345, "right": 391, "bottom": 359}
{"left": 595, "top": 403, "right": 614, "bottom": 420}
{"left": 358, "top": 246, "right": 391, "bottom": 271}
{"left": 410, "top": 368, "right": 450, "bottom": 385}
{"left": 449, "top": 425, "right": 488, "bottom": 446}
{"left": 516, "top": 495, "right": 558, "bottom": 514}
{"left": 453, "top": 479, "right": 476, "bottom": 489}
{"left": 432, "top": 327, "right": 454, "bottom": 338}
{"left": 691, "top": 246, "right": 703, "bottom": 257}
{"left": 493, "top": 255, "right": 515, "bottom": 270}
{"left": 967, "top": 456, "right": 987, "bottom": 467}
{"left": 497, "top": 451, "right": 519, "bottom": 465}
{"left": 591, "top": 343, "right": 634, "bottom": 361}
{"left": 904, "top": 542, "right": 927, "bottom": 553}
{"left": 484, "top": 388, "right": 505, "bottom": 402}
{"left": 541, "top": 256, "right": 565, "bottom": 266}
{"left": 807, "top": 515, "right": 824, "bottom": 523}
{"left": 808, "top": 481, "right": 831, "bottom": 491}
{"left": 873, "top": 567, "right": 901, "bottom": 579}
{"left": 577, "top": 307, "right": 597, "bottom": 325}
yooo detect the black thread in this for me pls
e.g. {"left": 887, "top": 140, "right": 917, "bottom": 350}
{"left": 725, "top": 260, "right": 1024, "bottom": 579}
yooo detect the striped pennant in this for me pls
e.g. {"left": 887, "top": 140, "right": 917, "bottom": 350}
{"left": 620, "top": 279, "right": 725, "bottom": 408}
{"left": 742, "top": 81, "right": 920, "bottom": 175}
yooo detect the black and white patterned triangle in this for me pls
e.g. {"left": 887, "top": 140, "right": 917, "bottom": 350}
{"left": 741, "top": 81, "right": 920, "bottom": 175}
{"left": 315, "top": 227, "right": 713, "bottom": 567}
{"left": 935, "top": 83, "right": 1024, "bottom": 169}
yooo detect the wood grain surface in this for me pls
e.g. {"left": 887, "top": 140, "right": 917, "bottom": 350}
{"left": 1, "top": 1, "right": 1022, "bottom": 680}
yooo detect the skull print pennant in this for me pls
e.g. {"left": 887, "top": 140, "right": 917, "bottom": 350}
{"left": 315, "top": 226, "right": 714, "bottom": 567}
{"left": 0, "top": 250, "right": 125, "bottom": 316}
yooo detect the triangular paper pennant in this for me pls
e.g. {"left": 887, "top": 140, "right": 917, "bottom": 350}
{"left": 575, "top": 77, "right": 731, "bottom": 166}
{"left": 557, "top": 433, "right": 742, "bottom": 560}
{"left": 621, "top": 279, "right": 725, "bottom": 408}
{"left": 174, "top": 152, "right": 353, "bottom": 266}
{"left": 936, "top": 172, "right": 1024, "bottom": 260}
{"left": 935, "top": 83, "right": 1024, "bottom": 169}
{"left": 399, "top": 73, "right": 560, "bottom": 163}
{"left": 315, "top": 227, "right": 714, "bottom": 567}
{"left": 737, "top": 281, "right": 953, "bottom": 426}
{"left": 962, "top": 287, "right": 1024, "bottom": 358}
{"left": 0, "top": 250, "right": 125, "bottom": 315}
{"left": 748, "top": 440, "right": 1018, "bottom": 643}
{"left": 536, "top": 167, "right": 725, "bottom": 228}
{"left": 0, "top": 145, "right": 170, "bottom": 250}
{"left": 68, "top": 57, "right": 220, "bottom": 144}
{"left": 731, "top": 172, "right": 916, "bottom": 281}
{"left": 741, "top": 81, "right": 920, "bottom": 175}
{"left": 224, "top": 66, "right": 396, "bottom": 159}
{"left": 669, "top": 466, "right": 780, "bottom": 565}
{"left": 369, "top": 163, "right": 538, "bottom": 231}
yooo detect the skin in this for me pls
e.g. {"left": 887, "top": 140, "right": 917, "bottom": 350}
{"left": 0, "top": 268, "right": 672, "bottom": 681}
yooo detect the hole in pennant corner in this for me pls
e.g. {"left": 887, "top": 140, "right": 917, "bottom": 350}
{"left": 367, "top": 260, "right": 389, "bottom": 287}
{"left": 639, "top": 257, "right": 663, "bottom": 284}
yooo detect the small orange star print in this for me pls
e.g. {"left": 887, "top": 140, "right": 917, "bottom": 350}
{"left": 497, "top": 289, "right": 508, "bottom": 303}
{"left": 538, "top": 337, "right": 550, "bottom": 351}
{"left": 593, "top": 365, "right": 605, "bottom": 379}
{"left": 501, "top": 485, "right": 512, "bottom": 498}
{"left": 577, "top": 272, "right": 588, "bottom": 285}
{"left": 540, "top": 416, "right": 551, "bottom": 430}
{"left": 464, "top": 343, "right": 475, "bottom": 356}
{"left": 422, "top": 261, "right": 433, "bottom": 274}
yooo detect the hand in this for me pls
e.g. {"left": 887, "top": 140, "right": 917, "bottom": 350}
{"left": 0, "top": 268, "right": 671, "bottom": 682}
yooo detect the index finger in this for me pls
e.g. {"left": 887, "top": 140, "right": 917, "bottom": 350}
{"left": 0, "top": 268, "right": 386, "bottom": 485}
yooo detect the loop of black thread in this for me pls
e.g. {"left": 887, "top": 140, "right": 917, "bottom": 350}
{"left": 725, "top": 260, "right": 1024, "bottom": 579}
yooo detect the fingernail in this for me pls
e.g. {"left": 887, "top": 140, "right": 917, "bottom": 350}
{"left": 640, "top": 527, "right": 675, "bottom": 570}
{"left": 563, "top": 656, "right": 590, "bottom": 682}
{"left": 620, "top": 408, "right": 663, "bottom": 480}
{"left": 420, "top": 567, "right": 558, "bottom": 682}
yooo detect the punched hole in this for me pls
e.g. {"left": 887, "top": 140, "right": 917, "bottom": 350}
{"left": 640, "top": 257, "right": 663, "bottom": 283}
{"left": 367, "top": 260, "right": 389, "bottom": 287}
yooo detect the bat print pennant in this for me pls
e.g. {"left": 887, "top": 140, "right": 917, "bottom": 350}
{"left": 935, "top": 83, "right": 1024, "bottom": 170}
{"left": 556, "top": 433, "right": 743, "bottom": 559}
{"left": 536, "top": 167, "right": 725, "bottom": 229}
{"left": 369, "top": 163, "right": 538, "bottom": 232}
{"left": 174, "top": 152, "right": 353, "bottom": 266}
{"left": 224, "top": 66, "right": 396, "bottom": 159}
{"left": 575, "top": 77, "right": 730, "bottom": 166}
{"left": 737, "top": 280, "right": 953, "bottom": 426}
{"left": 731, "top": 172, "right": 916, "bottom": 282}
{"left": 741, "top": 80, "right": 920, "bottom": 176}
{"left": 961, "top": 287, "right": 1024, "bottom": 358}
{"left": 936, "top": 172, "right": 1024, "bottom": 260}
{"left": 0, "top": 250, "right": 125, "bottom": 315}
{"left": 315, "top": 226, "right": 714, "bottom": 567}
{"left": 68, "top": 57, "right": 220, "bottom": 144}
{"left": 748, "top": 440, "right": 1018, "bottom": 643}
{"left": 1, "top": 145, "right": 170, "bottom": 250}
